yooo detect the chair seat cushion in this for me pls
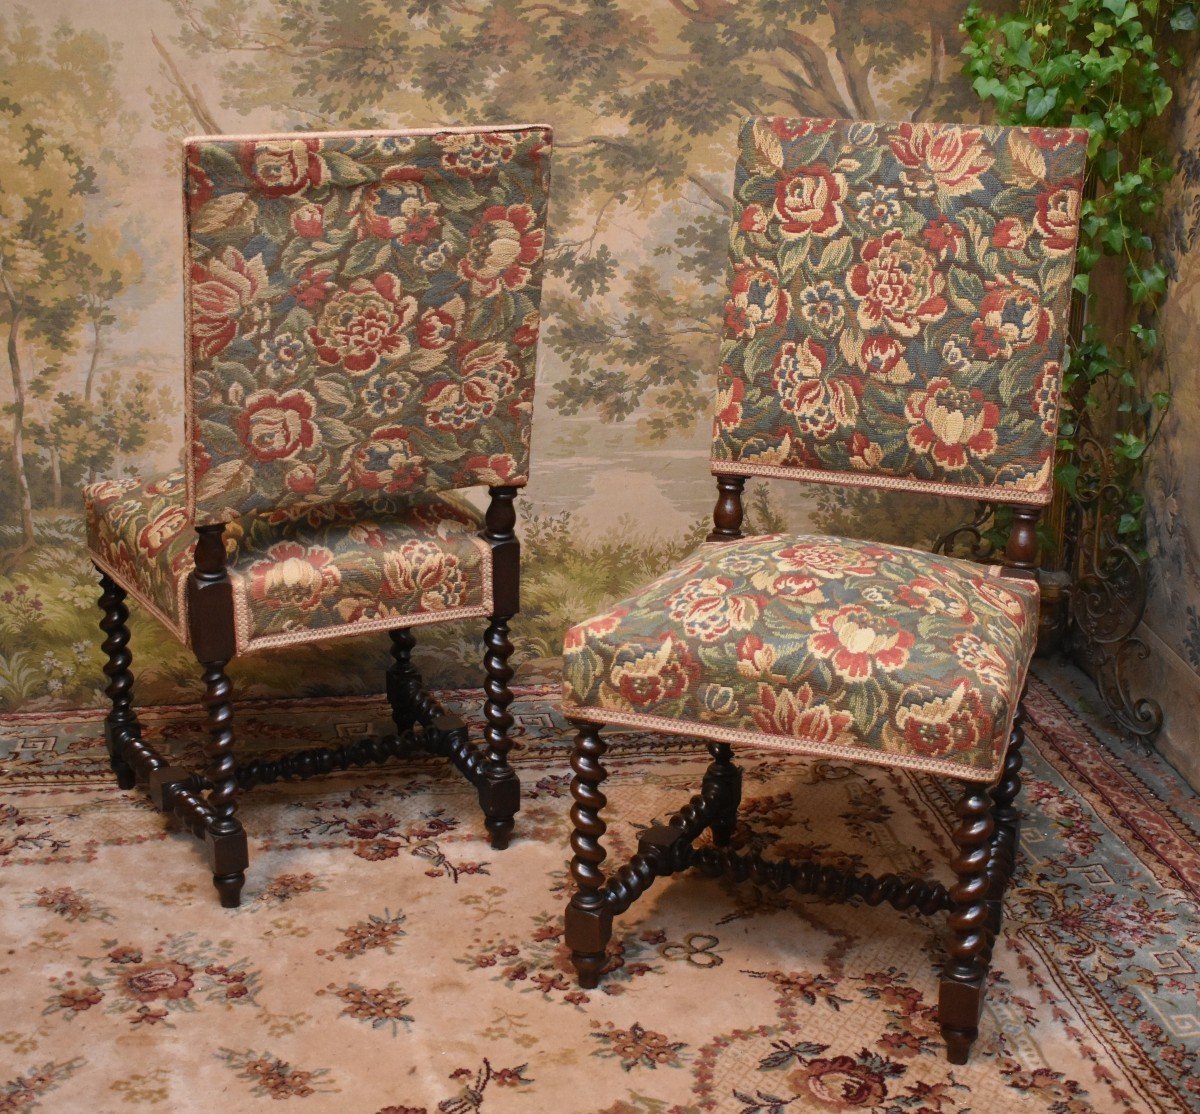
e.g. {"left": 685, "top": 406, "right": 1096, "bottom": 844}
{"left": 83, "top": 472, "right": 493, "bottom": 653}
{"left": 561, "top": 534, "right": 1039, "bottom": 781}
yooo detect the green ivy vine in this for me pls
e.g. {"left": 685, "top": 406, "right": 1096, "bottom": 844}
{"left": 962, "top": 0, "right": 1192, "bottom": 541}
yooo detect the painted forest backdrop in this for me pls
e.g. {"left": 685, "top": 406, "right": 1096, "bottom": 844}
{"left": 2, "top": 0, "right": 1197, "bottom": 789}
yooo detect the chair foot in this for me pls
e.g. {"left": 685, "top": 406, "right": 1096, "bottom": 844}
{"left": 213, "top": 871, "right": 246, "bottom": 908}
{"left": 942, "top": 1017, "right": 980, "bottom": 1065}
{"left": 566, "top": 898, "right": 613, "bottom": 989}
{"left": 480, "top": 765, "right": 521, "bottom": 850}
{"left": 110, "top": 748, "right": 137, "bottom": 791}
{"left": 939, "top": 781, "right": 995, "bottom": 1064}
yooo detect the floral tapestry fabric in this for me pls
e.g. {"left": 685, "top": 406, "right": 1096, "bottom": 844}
{"left": 711, "top": 117, "right": 1087, "bottom": 505}
{"left": 84, "top": 472, "right": 492, "bottom": 653}
{"left": 561, "top": 535, "right": 1040, "bottom": 780}
{"left": 184, "top": 125, "right": 552, "bottom": 526}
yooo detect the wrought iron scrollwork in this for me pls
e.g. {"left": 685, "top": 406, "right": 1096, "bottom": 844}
{"left": 1065, "top": 434, "right": 1163, "bottom": 749}
{"left": 932, "top": 501, "right": 998, "bottom": 562}
{"left": 929, "top": 473, "right": 1162, "bottom": 750}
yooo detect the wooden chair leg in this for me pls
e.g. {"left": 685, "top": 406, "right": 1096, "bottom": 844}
{"left": 479, "top": 613, "right": 520, "bottom": 850}
{"left": 200, "top": 657, "right": 247, "bottom": 908}
{"left": 986, "top": 701, "right": 1026, "bottom": 939}
{"left": 386, "top": 628, "right": 421, "bottom": 732}
{"left": 701, "top": 742, "right": 742, "bottom": 847}
{"left": 96, "top": 570, "right": 137, "bottom": 790}
{"left": 939, "top": 782, "right": 996, "bottom": 1064}
{"left": 565, "top": 720, "right": 613, "bottom": 988}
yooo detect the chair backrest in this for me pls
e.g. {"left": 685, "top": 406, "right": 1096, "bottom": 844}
{"left": 183, "top": 124, "right": 552, "bottom": 526}
{"left": 711, "top": 117, "right": 1087, "bottom": 505}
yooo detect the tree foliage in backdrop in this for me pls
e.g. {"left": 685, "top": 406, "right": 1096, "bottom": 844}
{"left": 0, "top": 11, "right": 154, "bottom": 553}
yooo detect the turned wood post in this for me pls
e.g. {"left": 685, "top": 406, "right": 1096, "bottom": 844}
{"left": 940, "top": 783, "right": 996, "bottom": 1063}
{"left": 96, "top": 571, "right": 138, "bottom": 789}
{"left": 708, "top": 474, "right": 746, "bottom": 542}
{"left": 565, "top": 720, "right": 613, "bottom": 988}
{"left": 478, "top": 485, "right": 521, "bottom": 849}
{"left": 1003, "top": 505, "right": 1042, "bottom": 576}
{"left": 187, "top": 524, "right": 247, "bottom": 907}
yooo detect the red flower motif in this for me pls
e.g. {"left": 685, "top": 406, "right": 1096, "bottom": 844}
{"left": 905, "top": 377, "right": 999, "bottom": 470}
{"left": 666, "top": 576, "right": 762, "bottom": 642}
{"left": 888, "top": 122, "right": 993, "bottom": 195}
{"left": 513, "top": 311, "right": 540, "bottom": 348}
{"left": 771, "top": 118, "right": 834, "bottom": 140}
{"left": 750, "top": 683, "right": 855, "bottom": 742}
{"left": 416, "top": 300, "right": 463, "bottom": 351}
{"left": 285, "top": 462, "right": 318, "bottom": 494}
{"left": 238, "top": 138, "right": 324, "bottom": 198}
{"left": 921, "top": 214, "right": 965, "bottom": 259}
{"left": 788, "top": 1054, "right": 889, "bottom": 1108}
{"left": 248, "top": 541, "right": 340, "bottom": 613}
{"left": 771, "top": 339, "right": 854, "bottom": 441}
{"left": 774, "top": 164, "right": 845, "bottom": 237}
{"left": 610, "top": 635, "right": 700, "bottom": 708}
{"left": 235, "top": 389, "right": 320, "bottom": 462}
{"left": 739, "top": 203, "right": 768, "bottom": 233}
{"left": 1028, "top": 127, "right": 1087, "bottom": 150}
{"left": 970, "top": 279, "right": 1052, "bottom": 359}
{"left": 459, "top": 204, "right": 544, "bottom": 295}
{"left": 1034, "top": 181, "right": 1081, "bottom": 255}
{"left": 362, "top": 169, "right": 441, "bottom": 242}
{"left": 563, "top": 607, "right": 630, "bottom": 655}
{"left": 846, "top": 229, "right": 946, "bottom": 337}
{"left": 725, "top": 258, "right": 790, "bottom": 339}
{"left": 290, "top": 202, "right": 324, "bottom": 239}
{"left": 847, "top": 431, "right": 884, "bottom": 471}
{"left": 466, "top": 452, "right": 522, "bottom": 485}
{"left": 422, "top": 341, "right": 518, "bottom": 432}
{"left": 992, "top": 217, "right": 1027, "bottom": 250}
{"left": 190, "top": 247, "right": 269, "bottom": 361}
{"left": 859, "top": 335, "right": 911, "bottom": 384}
{"left": 439, "top": 131, "right": 517, "bottom": 177}
{"left": 809, "top": 604, "right": 914, "bottom": 681}
{"left": 895, "top": 575, "right": 973, "bottom": 620}
{"left": 307, "top": 273, "right": 419, "bottom": 375}
{"left": 290, "top": 266, "right": 336, "bottom": 310}
{"left": 137, "top": 506, "right": 188, "bottom": 558}
{"left": 893, "top": 681, "right": 995, "bottom": 758}
{"left": 348, "top": 426, "right": 425, "bottom": 494}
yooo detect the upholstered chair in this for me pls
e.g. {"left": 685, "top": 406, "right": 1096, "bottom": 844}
{"left": 560, "top": 117, "right": 1086, "bottom": 1063}
{"left": 84, "top": 125, "right": 552, "bottom": 906}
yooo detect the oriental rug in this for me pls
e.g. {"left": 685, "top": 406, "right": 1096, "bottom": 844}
{"left": 1, "top": 669, "right": 1197, "bottom": 1112}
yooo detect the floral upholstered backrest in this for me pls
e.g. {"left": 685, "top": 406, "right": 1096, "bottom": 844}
{"left": 184, "top": 125, "right": 552, "bottom": 526}
{"left": 711, "top": 117, "right": 1087, "bottom": 505}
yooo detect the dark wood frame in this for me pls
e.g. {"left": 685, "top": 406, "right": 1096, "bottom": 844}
{"left": 95, "top": 485, "right": 523, "bottom": 907}
{"left": 564, "top": 474, "right": 1040, "bottom": 1064}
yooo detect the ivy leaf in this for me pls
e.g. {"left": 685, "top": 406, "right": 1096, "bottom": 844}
{"left": 1025, "top": 86, "right": 1058, "bottom": 120}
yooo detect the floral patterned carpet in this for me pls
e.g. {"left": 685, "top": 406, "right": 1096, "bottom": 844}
{"left": 1, "top": 666, "right": 1198, "bottom": 1113}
